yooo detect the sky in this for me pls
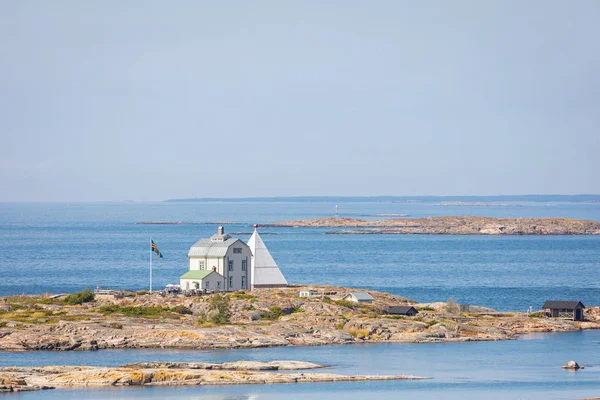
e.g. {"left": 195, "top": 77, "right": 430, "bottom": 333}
{"left": 1, "top": 1, "right": 599, "bottom": 202}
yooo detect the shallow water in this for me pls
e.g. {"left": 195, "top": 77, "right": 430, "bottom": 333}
{"left": 2, "top": 331, "right": 600, "bottom": 399}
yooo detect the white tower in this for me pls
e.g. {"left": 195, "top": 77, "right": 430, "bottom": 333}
{"left": 248, "top": 224, "right": 288, "bottom": 289}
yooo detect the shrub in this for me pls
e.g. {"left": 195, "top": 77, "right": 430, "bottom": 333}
{"left": 109, "top": 322, "right": 123, "bottom": 329}
{"left": 417, "top": 306, "right": 435, "bottom": 311}
{"left": 171, "top": 305, "right": 193, "bottom": 315}
{"left": 208, "top": 294, "right": 230, "bottom": 325}
{"left": 64, "top": 288, "right": 95, "bottom": 305}
{"left": 322, "top": 296, "right": 332, "bottom": 303}
{"left": 445, "top": 297, "right": 460, "bottom": 314}
{"left": 334, "top": 300, "right": 355, "bottom": 309}
{"left": 262, "top": 306, "right": 284, "bottom": 320}
{"left": 528, "top": 312, "right": 543, "bottom": 318}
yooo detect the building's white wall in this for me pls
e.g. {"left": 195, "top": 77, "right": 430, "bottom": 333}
{"left": 224, "top": 242, "right": 251, "bottom": 291}
{"left": 180, "top": 273, "right": 225, "bottom": 291}
{"left": 189, "top": 256, "right": 223, "bottom": 273}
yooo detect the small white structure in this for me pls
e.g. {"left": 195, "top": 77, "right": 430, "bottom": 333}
{"left": 181, "top": 226, "right": 251, "bottom": 292}
{"left": 248, "top": 225, "right": 288, "bottom": 289}
{"left": 299, "top": 290, "right": 318, "bottom": 297}
{"left": 343, "top": 292, "right": 374, "bottom": 303}
{"left": 180, "top": 270, "right": 223, "bottom": 291}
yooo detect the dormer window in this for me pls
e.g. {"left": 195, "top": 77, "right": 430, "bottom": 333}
{"left": 233, "top": 248, "right": 242, "bottom": 254}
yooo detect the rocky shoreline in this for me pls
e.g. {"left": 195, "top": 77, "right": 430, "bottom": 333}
{"left": 265, "top": 216, "right": 600, "bottom": 235}
{"left": 1, "top": 286, "right": 599, "bottom": 353}
{"left": 0, "top": 361, "right": 427, "bottom": 392}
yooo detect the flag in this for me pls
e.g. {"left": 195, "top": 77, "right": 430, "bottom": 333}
{"left": 151, "top": 240, "right": 163, "bottom": 258}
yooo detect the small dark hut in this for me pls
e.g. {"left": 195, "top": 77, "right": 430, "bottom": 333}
{"left": 542, "top": 301, "right": 585, "bottom": 321}
{"left": 386, "top": 306, "right": 419, "bottom": 316}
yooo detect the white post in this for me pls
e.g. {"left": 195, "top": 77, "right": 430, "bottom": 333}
{"left": 149, "top": 239, "right": 153, "bottom": 293}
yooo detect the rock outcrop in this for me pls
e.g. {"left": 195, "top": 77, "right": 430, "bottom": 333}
{"left": 0, "top": 362, "right": 427, "bottom": 392}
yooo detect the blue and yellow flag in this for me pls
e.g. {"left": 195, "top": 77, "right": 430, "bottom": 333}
{"left": 151, "top": 240, "right": 163, "bottom": 258}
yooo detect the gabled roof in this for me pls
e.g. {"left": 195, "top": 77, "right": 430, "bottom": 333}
{"left": 542, "top": 300, "right": 585, "bottom": 309}
{"left": 387, "top": 306, "right": 418, "bottom": 314}
{"left": 345, "top": 292, "right": 374, "bottom": 301}
{"left": 180, "top": 270, "right": 221, "bottom": 280}
{"left": 248, "top": 228, "right": 288, "bottom": 286}
{"left": 188, "top": 237, "right": 247, "bottom": 257}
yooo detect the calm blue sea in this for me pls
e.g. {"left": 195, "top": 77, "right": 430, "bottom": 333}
{"left": 2, "top": 331, "right": 600, "bottom": 400}
{"left": 2, "top": 200, "right": 600, "bottom": 399}
{"left": 0, "top": 200, "right": 599, "bottom": 311}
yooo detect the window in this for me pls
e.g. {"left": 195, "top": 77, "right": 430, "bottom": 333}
{"left": 241, "top": 260, "right": 247, "bottom": 271}
{"left": 198, "top": 261, "right": 205, "bottom": 270}
{"left": 241, "top": 276, "right": 246, "bottom": 289}
{"left": 229, "top": 276, "right": 233, "bottom": 288}
{"left": 233, "top": 248, "right": 242, "bottom": 254}
{"left": 217, "top": 281, "right": 221, "bottom": 290}
{"left": 228, "top": 260, "right": 234, "bottom": 271}
{"left": 205, "top": 281, "right": 210, "bottom": 289}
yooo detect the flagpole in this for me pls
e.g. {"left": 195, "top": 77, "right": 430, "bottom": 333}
{"left": 149, "top": 239, "right": 153, "bottom": 293}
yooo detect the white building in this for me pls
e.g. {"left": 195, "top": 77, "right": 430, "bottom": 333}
{"left": 248, "top": 225, "right": 288, "bottom": 289}
{"left": 180, "top": 226, "right": 251, "bottom": 292}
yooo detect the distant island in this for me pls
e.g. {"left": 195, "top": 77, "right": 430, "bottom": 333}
{"left": 165, "top": 195, "right": 600, "bottom": 203}
{"left": 265, "top": 216, "right": 600, "bottom": 235}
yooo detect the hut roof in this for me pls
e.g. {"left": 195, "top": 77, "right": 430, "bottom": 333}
{"left": 345, "top": 292, "right": 374, "bottom": 301}
{"left": 386, "top": 306, "right": 418, "bottom": 315}
{"left": 180, "top": 270, "right": 219, "bottom": 280}
{"left": 542, "top": 301, "right": 585, "bottom": 309}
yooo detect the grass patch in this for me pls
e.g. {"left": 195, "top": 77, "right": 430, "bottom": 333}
{"left": 528, "top": 312, "right": 544, "bottom": 318}
{"left": 6, "top": 295, "right": 63, "bottom": 306}
{"left": 109, "top": 322, "right": 123, "bottom": 329}
{"left": 334, "top": 300, "right": 355, "bottom": 309}
{"left": 384, "top": 315, "right": 406, "bottom": 320}
{"left": 97, "top": 305, "right": 171, "bottom": 318}
{"left": 416, "top": 306, "right": 435, "bottom": 311}
{"left": 230, "top": 291, "right": 256, "bottom": 301}
{"left": 348, "top": 328, "right": 369, "bottom": 339}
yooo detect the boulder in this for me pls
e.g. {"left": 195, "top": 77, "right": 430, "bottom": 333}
{"left": 562, "top": 360, "right": 584, "bottom": 370}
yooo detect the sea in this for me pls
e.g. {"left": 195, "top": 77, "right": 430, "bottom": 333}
{"left": 1, "top": 198, "right": 600, "bottom": 399}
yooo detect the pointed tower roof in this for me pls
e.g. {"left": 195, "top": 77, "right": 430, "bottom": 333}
{"left": 248, "top": 225, "right": 288, "bottom": 288}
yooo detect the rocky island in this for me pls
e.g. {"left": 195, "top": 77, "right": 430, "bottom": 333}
{"left": 265, "top": 216, "right": 600, "bottom": 235}
{"left": 0, "top": 361, "right": 426, "bottom": 392}
{"left": 1, "top": 286, "right": 599, "bottom": 353}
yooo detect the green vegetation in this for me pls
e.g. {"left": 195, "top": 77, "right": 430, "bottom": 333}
{"left": 262, "top": 306, "right": 284, "bottom": 320}
{"left": 98, "top": 305, "right": 171, "bottom": 318}
{"left": 208, "top": 293, "right": 230, "bottom": 324}
{"left": 109, "top": 322, "right": 123, "bottom": 329}
{"left": 384, "top": 315, "right": 406, "bottom": 320}
{"left": 416, "top": 306, "right": 435, "bottom": 311}
{"left": 322, "top": 296, "right": 332, "bottom": 303}
{"left": 170, "top": 305, "right": 193, "bottom": 315}
{"left": 64, "top": 288, "right": 95, "bottom": 305}
{"left": 230, "top": 291, "right": 256, "bottom": 301}
{"left": 6, "top": 295, "right": 63, "bottom": 306}
{"left": 528, "top": 312, "right": 543, "bottom": 318}
{"left": 334, "top": 300, "right": 355, "bottom": 309}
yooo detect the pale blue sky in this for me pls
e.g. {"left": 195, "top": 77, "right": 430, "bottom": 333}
{"left": 1, "top": 1, "right": 599, "bottom": 201}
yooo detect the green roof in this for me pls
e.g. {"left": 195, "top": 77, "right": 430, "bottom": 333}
{"left": 180, "top": 270, "right": 216, "bottom": 280}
